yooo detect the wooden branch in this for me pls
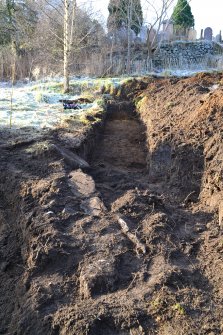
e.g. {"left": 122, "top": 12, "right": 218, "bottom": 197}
{"left": 183, "top": 191, "right": 196, "bottom": 205}
{"left": 116, "top": 215, "right": 146, "bottom": 255}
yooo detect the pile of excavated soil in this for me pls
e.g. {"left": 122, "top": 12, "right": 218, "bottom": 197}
{"left": 0, "top": 73, "right": 222, "bottom": 335}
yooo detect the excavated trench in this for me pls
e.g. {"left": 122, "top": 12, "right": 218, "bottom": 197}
{"left": 80, "top": 103, "right": 222, "bottom": 335}
{"left": 0, "top": 105, "right": 151, "bottom": 335}
{"left": 0, "top": 92, "right": 222, "bottom": 334}
{"left": 89, "top": 104, "right": 149, "bottom": 208}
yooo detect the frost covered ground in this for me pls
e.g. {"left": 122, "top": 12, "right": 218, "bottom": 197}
{"left": 0, "top": 77, "right": 122, "bottom": 129}
{"left": 0, "top": 70, "right": 219, "bottom": 129}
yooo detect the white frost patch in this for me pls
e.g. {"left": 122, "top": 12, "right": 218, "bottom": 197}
{"left": 0, "top": 77, "right": 127, "bottom": 129}
{"left": 155, "top": 68, "right": 218, "bottom": 77}
{"left": 0, "top": 81, "right": 94, "bottom": 128}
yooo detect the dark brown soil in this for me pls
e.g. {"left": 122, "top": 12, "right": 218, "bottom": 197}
{"left": 0, "top": 73, "right": 222, "bottom": 335}
{"left": 90, "top": 108, "right": 148, "bottom": 207}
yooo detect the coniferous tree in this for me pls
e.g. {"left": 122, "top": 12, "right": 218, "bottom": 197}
{"left": 107, "top": 0, "right": 143, "bottom": 35}
{"left": 171, "top": 0, "right": 194, "bottom": 30}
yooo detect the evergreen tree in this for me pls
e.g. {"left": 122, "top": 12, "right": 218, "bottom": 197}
{"left": 172, "top": 0, "right": 194, "bottom": 29}
{"left": 107, "top": 0, "right": 143, "bottom": 35}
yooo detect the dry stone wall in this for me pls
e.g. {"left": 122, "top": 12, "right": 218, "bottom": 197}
{"left": 152, "top": 41, "right": 223, "bottom": 68}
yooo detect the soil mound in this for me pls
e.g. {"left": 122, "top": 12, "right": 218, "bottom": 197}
{"left": 0, "top": 73, "right": 222, "bottom": 335}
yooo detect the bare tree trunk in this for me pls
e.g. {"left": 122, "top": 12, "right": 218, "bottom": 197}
{"left": 109, "top": 33, "right": 115, "bottom": 74}
{"left": 126, "top": 0, "right": 133, "bottom": 74}
{"left": 64, "top": 0, "right": 69, "bottom": 93}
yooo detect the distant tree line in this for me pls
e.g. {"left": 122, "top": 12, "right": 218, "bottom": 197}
{"left": 0, "top": 0, "right": 195, "bottom": 86}
{"left": 0, "top": 0, "right": 105, "bottom": 87}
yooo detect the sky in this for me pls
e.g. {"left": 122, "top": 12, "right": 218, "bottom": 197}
{"left": 79, "top": 0, "right": 223, "bottom": 37}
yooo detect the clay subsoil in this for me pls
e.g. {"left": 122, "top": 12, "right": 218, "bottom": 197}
{"left": 0, "top": 72, "right": 223, "bottom": 335}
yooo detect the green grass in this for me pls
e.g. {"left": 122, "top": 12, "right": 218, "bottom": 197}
{"left": 172, "top": 303, "right": 185, "bottom": 315}
{"left": 31, "top": 82, "right": 63, "bottom": 93}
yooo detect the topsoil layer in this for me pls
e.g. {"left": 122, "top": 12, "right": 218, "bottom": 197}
{"left": 0, "top": 72, "right": 223, "bottom": 335}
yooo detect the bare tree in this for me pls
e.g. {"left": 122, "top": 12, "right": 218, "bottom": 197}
{"left": 144, "top": 0, "right": 175, "bottom": 57}
{"left": 63, "top": 0, "right": 76, "bottom": 92}
{"left": 37, "top": 0, "right": 105, "bottom": 90}
{"left": 126, "top": 0, "right": 133, "bottom": 73}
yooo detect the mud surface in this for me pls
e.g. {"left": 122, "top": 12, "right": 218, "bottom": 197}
{"left": 90, "top": 108, "right": 148, "bottom": 207}
{"left": 0, "top": 73, "right": 223, "bottom": 335}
